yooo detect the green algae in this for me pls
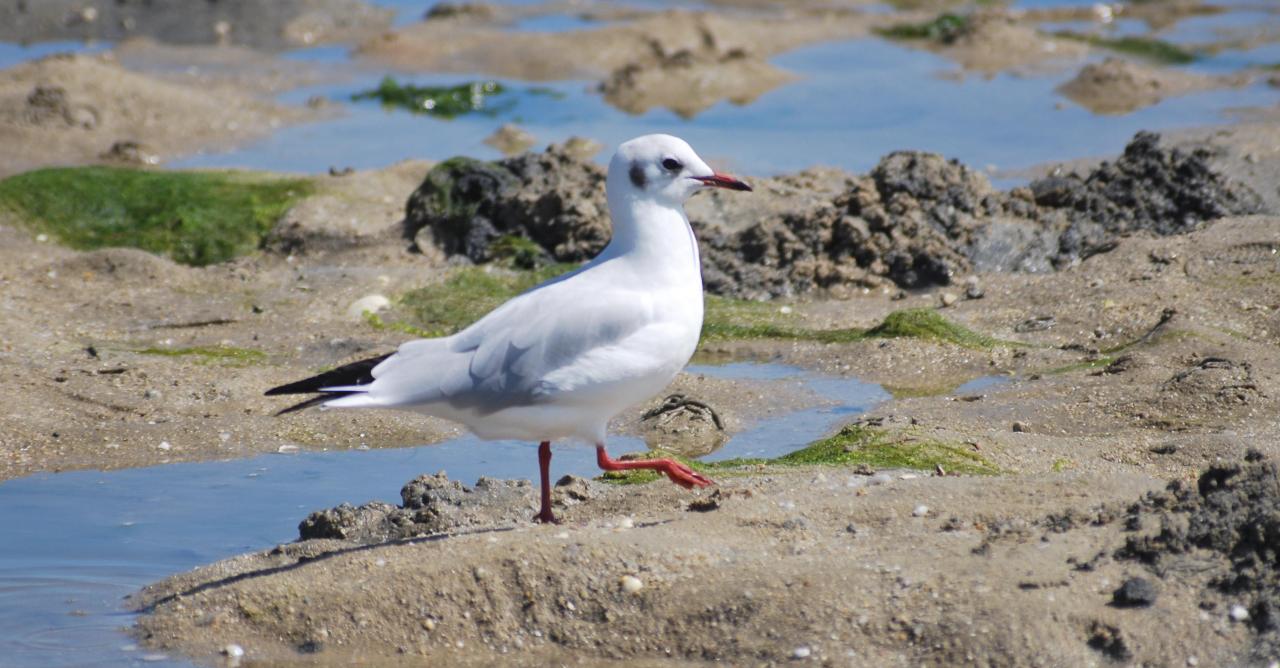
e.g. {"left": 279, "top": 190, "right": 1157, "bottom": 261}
{"left": 390, "top": 264, "right": 1004, "bottom": 350}
{"left": 351, "top": 78, "right": 510, "bottom": 118}
{"left": 134, "top": 345, "right": 267, "bottom": 366}
{"left": 1052, "top": 32, "right": 1197, "bottom": 64}
{"left": 603, "top": 424, "right": 999, "bottom": 484}
{"left": 875, "top": 13, "right": 970, "bottom": 43}
{"left": 865, "top": 309, "right": 1002, "bottom": 348}
{"left": 396, "top": 264, "right": 578, "bottom": 335}
{"left": 0, "top": 167, "right": 310, "bottom": 266}
{"left": 769, "top": 424, "right": 999, "bottom": 474}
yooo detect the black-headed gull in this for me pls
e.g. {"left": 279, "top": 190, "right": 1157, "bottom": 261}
{"left": 267, "top": 134, "right": 752, "bottom": 523}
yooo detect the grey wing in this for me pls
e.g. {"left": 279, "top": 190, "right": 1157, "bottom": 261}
{"left": 362, "top": 276, "right": 656, "bottom": 412}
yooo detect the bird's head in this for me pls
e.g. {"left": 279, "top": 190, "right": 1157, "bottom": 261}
{"left": 608, "top": 134, "right": 751, "bottom": 207}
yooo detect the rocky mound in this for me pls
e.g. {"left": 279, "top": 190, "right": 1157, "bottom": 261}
{"left": 299, "top": 473, "right": 537, "bottom": 543}
{"left": 405, "top": 142, "right": 610, "bottom": 265}
{"left": 1117, "top": 451, "right": 1280, "bottom": 660}
{"left": 1032, "top": 131, "right": 1263, "bottom": 262}
{"left": 404, "top": 132, "right": 1262, "bottom": 298}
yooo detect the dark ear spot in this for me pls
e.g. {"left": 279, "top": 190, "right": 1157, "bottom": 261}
{"left": 629, "top": 163, "right": 646, "bottom": 189}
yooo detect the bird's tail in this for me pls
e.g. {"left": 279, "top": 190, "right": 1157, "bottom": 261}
{"left": 265, "top": 353, "right": 392, "bottom": 416}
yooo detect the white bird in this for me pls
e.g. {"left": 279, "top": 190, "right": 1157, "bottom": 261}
{"left": 267, "top": 134, "right": 752, "bottom": 523}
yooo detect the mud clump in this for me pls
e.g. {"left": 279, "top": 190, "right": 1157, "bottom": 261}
{"left": 298, "top": 473, "right": 534, "bottom": 543}
{"left": 410, "top": 132, "right": 1263, "bottom": 297}
{"left": 639, "top": 393, "right": 727, "bottom": 457}
{"left": 1031, "top": 131, "right": 1262, "bottom": 263}
{"left": 404, "top": 141, "right": 609, "bottom": 265}
{"left": 1117, "top": 452, "right": 1280, "bottom": 659}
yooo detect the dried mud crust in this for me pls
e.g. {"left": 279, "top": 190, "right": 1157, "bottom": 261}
{"left": 0, "top": 54, "right": 322, "bottom": 177}
{"left": 407, "top": 131, "right": 1264, "bottom": 298}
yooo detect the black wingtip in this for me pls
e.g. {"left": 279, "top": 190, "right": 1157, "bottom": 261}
{"left": 264, "top": 352, "right": 393, "bottom": 397}
{"left": 274, "top": 394, "right": 335, "bottom": 416}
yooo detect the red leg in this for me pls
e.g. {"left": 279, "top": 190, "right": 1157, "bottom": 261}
{"left": 534, "top": 441, "right": 558, "bottom": 524}
{"left": 596, "top": 444, "right": 714, "bottom": 489}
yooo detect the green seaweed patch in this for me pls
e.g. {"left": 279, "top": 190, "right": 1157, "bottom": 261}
{"left": 771, "top": 424, "right": 999, "bottom": 474}
{"left": 1052, "top": 31, "right": 1196, "bottom": 64}
{"left": 702, "top": 303, "right": 1003, "bottom": 349}
{"left": 398, "top": 264, "right": 578, "bottom": 335}
{"left": 875, "top": 13, "right": 970, "bottom": 43}
{"left": 865, "top": 308, "right": 1001, "bottom": 349}
{"left": 134, "top": 345, "right": 267, "bottom": 366}
{"left": 490, "top": 234, "right": 547, "bottom": 270}
{"left": 602, "top": 424, "right": 998, "bottom": 485}
{"left": 0, "top": 167, "right": 310, "bottom": 266}
{"left": 352, "top": 78, "right": 511, "bottom": 118}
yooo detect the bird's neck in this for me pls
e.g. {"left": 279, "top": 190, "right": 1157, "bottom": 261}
{"left": 601, "top": 194, "right": 702, "bottom": 285}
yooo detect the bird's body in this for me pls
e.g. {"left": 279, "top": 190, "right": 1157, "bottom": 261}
{"left": 268, "top": 134, "right": 751, "bottom": 522}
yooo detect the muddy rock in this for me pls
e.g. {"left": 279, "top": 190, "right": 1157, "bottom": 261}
{"left": 639, "top": 393, "right": 727, "bottom": 457}
{"left": 482, "top": 123, "right": 536, "bottom": 156}
{"left": 404, "top": 142, "right": 609, "bottom": 264}
{"left": 409, "top": 132, "right": 1266, "bottom": 297}
{"left": 1117, "top": 453, "right": 1280, "bottom": 659}
{"left": 1030, "top": 131, "right": 1263, "bottom": 264}
{"left": 600, "top": 43, "right": 793, "bottom": 118}
{"left": 1057, "top": 58, "right": 1249, "bottom": 115}
{"left": 697, "top": 151, "right": 997, "bottom": 294}
{"left": 299, "top": 473, "right": 536, "bottom": 544}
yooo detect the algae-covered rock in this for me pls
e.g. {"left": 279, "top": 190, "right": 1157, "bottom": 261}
{"left": 404, "top": 142, "right": 609, "bottom": 264}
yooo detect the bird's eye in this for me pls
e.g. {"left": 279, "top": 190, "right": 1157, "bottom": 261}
{"left": 661, "top": 158, "right": 682, "bottom": 171}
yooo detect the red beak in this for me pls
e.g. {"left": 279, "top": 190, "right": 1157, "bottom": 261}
{"left": 693, "top": 173, "right": 752, "bottom": 192}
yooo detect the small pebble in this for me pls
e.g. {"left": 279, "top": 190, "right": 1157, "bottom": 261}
{"left": 1111, "top": 577, "right": 1158, "bottom": 608}
{"left": 912, "top": 505, "right": 929, "bottom": 517}
{"left": 1229, "top": 604, "right": 1249, "bottom": 622}
{"left": 277, "top": 444, "right": 300, "bottom": 454}
{"left": 346, "top": 294, "right": 391, "bottom": 321}
{"left": 618, "top": 517, "right": 634, "bottom": 529}
{"left": 1012, "top": 421, "right": 1027, "bottom": 433}
{"left": 157, "top": 441, "right": 172, "bottom": 451}
{"left": 940, "top": 292, "right": 958, "bottom": 307}
{"left": 221, "top": 644, "right": 245, "bottom": 658}
{"left": 793, "top": 646, "right": 811, "bottom": 659}
{"left": 620, "top": 575, "right": 643, "bottom": 594}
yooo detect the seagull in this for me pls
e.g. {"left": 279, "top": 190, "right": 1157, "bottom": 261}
{"left": 266, "top": 134, "right": 752, "bottom": 523}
